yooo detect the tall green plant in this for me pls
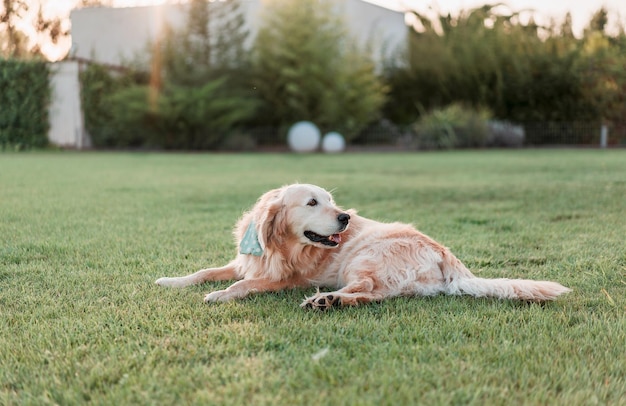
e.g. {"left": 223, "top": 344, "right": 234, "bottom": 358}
{"left": 252, "top": 0, "right": 386, "bottom": 141}
{"left": 80, "top": 64, "right": 141, "bottom": 147}
{"left": 0, "top": 58, "right": 49, "bottom": 149}
{"left": 157, "top": 80, "right": 258, "bottom": 149}
{"left": 578, "top": 10, "right": 626, "bottom": 125}
{"left": 159, "top": 0, "right": 249, "bottom": 87}
{"left": 386, "top": 4, "right": 616, "bottom": 127}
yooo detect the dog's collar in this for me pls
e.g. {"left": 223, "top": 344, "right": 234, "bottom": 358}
{"left": 240, "top": 221, "right": 263, "bottom": 256}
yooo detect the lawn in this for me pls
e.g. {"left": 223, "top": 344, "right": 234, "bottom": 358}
{"left": 1, "top": 150, "right": 625, "bottom": 405}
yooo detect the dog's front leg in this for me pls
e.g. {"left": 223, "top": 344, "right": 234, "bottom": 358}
{"left": 301, "top": 278, "right": 385, "bottom": 310}
{"left": 156, "top": 262, "right": 239, "bottom": 288}
{"left": 204, "top": 276, "right": 308, "bottom": 303}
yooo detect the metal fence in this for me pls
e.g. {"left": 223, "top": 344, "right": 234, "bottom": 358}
{"left": 81, "top": 120, "right": 626, "bottom": 151}
{"left": 382, "top": 121, "right": 623, "bottom": 149}
{"left": 522, "top": 122, "right": 625, "bottom": 147}
{"left": 238, "top": 121, "right": 626, "bottom": 151}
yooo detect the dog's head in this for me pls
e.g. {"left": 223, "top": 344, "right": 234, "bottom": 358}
{"left": 245, "top": 184, "right": 350, "bottom": 252}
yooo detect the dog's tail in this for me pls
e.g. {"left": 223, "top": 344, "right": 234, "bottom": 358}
{"left": 449, "top": 276, "right": 571, "bottom": 301}
{"left": 441, "top": 254, "right": 571, "bottom": 301}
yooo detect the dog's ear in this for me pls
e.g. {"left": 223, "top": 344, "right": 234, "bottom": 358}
{"left": 255, "top": 188, "right": 286, "bottom": 251}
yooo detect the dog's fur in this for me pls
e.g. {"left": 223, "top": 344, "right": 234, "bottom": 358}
{"left": 156, "top": 184, "right": 571, "bottom": 309}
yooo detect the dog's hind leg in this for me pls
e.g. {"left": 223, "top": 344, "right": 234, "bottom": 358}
{"left": 155, "top": 261, "right": 239, "bottom": 288}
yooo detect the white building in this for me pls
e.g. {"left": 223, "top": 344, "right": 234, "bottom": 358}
{"left": 69, "top": 0, "right": 407, "bottom": 69}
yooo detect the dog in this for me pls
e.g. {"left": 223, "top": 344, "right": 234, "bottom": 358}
{"left": 156, "top": 184, "right": 571, "bottom": 309}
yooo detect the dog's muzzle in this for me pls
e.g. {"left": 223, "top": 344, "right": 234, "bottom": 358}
{"left": 304, "top": 213, "right": 350, "bottom": 247}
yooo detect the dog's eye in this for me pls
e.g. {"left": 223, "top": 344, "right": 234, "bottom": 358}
{"left": 307, "top": 198, "right": 318, "bottom": 207}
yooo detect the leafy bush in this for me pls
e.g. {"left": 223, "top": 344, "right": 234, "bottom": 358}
{"left": 80, "top": 63, "right": 258, "bottom": 149}
{"left": 0, "top": 59, "right": 50, "bottom": 149}
{"left": 413, "top": 104, "right": 491, "bottom": 149}
{"left": 103, "top": 85, "right": 161, "bottom": 148}
{"left": 79, "top": 64, "right": 141, "bottom": 147}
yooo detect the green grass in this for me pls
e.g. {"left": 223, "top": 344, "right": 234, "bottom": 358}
{"left": 1, "top": 150, "right": 625, "bottom": 405}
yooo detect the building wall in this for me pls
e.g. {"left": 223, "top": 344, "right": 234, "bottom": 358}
{"left": 48, "top": 61, "right": 88, "bottom": 149}
{"left": 341, "top": 0, "right": 408, "bottom": 67}
{"left": 69, "top": 4, "right": 187, "bottom": 66}
{"left": 69, "top": 0, "right": 406, "bottom": 68}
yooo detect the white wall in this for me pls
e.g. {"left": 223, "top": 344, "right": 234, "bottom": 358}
{"left": 69, "top": 4, "right": 187, "bottom": 66}
{"left": 48, "top": 61, "right": 88, "bottom": 149}
{"left": 342, "top": 0, "right": 408, "bottom": 67}
{"left": 69, "top": 0, "right": 406, "bottom": 68}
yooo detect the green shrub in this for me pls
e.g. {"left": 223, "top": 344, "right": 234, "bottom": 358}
{"left": 157, "top": 80, "right": 258, "bottom": 149}
{"left": 79, "top": 64, "right": 141, "bottom": 147}
{"left": 413, "top": 104, "right": 491, "bottom": 149}
{"left": 80, "top": 63, "right": 258, "bottom": 149}
{"left": 103, "top": 85, "right": 162, "bottom": 148}
{"left": 0, "top": 59, "right": 50, "bottom": 150}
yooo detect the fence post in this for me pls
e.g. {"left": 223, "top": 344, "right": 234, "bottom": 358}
{"left": 600, "top": 124, "right": 608, "bottom": 149}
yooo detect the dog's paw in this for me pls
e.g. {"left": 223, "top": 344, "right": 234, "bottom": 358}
{"left": 155, "top": 277, "right": 175, "bottom": 287}
{"left": 155, "top": 276, "right": 194, "bottom": 288}
{"left": 300, "top": 293, "right": 342, "bottom": 311}
{"left": 204, "top": 290, "right": 233, "bottom": 303}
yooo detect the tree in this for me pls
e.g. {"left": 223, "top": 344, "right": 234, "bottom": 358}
{"left": 579, "top": 8, "right": 626, "bottom": 126}
{"left": 0, "top": 0, "right": 67, "bottom": 59}
{"left": 386, "top": 4, "right": 598, "bottom": 125}
{"left": 0, "top": 0, "right": 29, "bottom": 58}
{"left": 31, "top": 6, "right": 66, "bottom": 56}
{"left": 211, "top": 0, "right": 248, "bottom": 72}
{"left": 159, "top": 0, "right": 249, "bottom": 87}
{"left": 587, "top": 7, "right": 609, "bottom": 34}
{"left": 252, "top": 0, "right": 386, "bottom": 141}
{"left": 560, "top": 12, "right": 575, "bottom": 39}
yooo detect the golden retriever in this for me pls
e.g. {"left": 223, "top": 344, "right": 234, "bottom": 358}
{"left": 156, "top": 184, "right": 571, "bottom": 309}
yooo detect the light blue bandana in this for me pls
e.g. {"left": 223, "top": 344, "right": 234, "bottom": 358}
{"left": 240, "top": 221, "right": 263, "bottom": 256}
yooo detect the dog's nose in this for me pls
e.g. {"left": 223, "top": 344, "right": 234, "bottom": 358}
{"left": 337, "top": 213, "right": 350, "bottom": 225}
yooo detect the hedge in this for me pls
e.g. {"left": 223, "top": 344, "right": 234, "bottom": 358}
{"left": 80, "top": 63, "right": 258, "bottom": 150}
{"left": 0, "top": 59, "right": 50, "bottom": 150}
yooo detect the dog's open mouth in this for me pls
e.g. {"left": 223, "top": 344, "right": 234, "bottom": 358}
{"left": 304, "top": 231, "right": 342, "bottom": 247}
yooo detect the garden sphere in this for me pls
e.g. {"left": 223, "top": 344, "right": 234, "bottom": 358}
{"left": 322, "top": 132, "right": 346, "bottom": 153}
{"left": 287, "top": 121, "right": 321, "bottom": 152}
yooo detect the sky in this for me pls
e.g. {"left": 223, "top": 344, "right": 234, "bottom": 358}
{"left": 25, "top": 0, "right": 626, "bottom": 60}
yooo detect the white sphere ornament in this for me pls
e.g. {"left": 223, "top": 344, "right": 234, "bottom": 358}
{"left": 287, "top": 121, "right": 321, "bottom": 152}
{"left": 322, "top": 132, "right": 346, "bottom": 153}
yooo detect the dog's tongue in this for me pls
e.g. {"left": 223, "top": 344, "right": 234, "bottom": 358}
{"left": 329, "top": 234, "right": 342, "bottom": 244}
